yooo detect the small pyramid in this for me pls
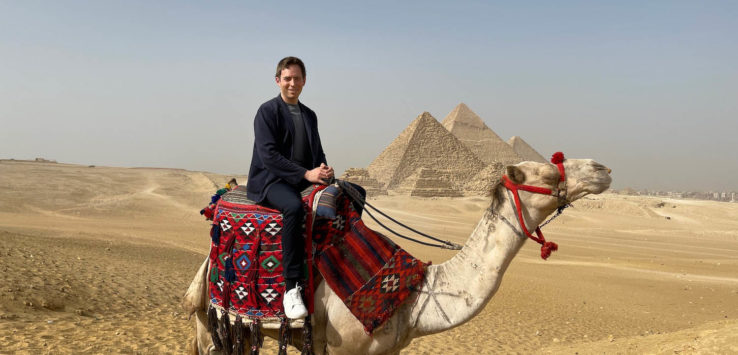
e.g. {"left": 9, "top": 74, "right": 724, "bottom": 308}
{"left": 367, "top": 112, "right": 486, "bottom": 192}
{"left": 441, "top": 103, "right": 522, "bottom": 166}
{"left": 397, "top": 168, "right": 463, "bottom": 197}
{"left": 507, "top": 136, "right": 547, "bottom": 163}
{"left": 463, "top": 162, "right": 505, "bottom": 194}
{"left": 340, "top": 168, "right": 386, "bottom": 196}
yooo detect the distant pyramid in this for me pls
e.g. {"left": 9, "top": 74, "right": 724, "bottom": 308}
{"left": 507, "top": 136, "right": 547, "bottom": 163}
{"left": 339, "top": 168, "right": 386, "bottom": 196}
{"left": 392, "top": 168, "right": 463, "bottom": 197}
{"left": 367, "top": 112, "right": 486, "bottom": 191}
{"left": 464, "top": 162, "right": 504, "bottom": 194}
{"left": 441, "top": 103, "right": 522, "bottom": 166}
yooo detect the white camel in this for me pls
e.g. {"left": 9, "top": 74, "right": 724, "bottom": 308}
{"left": 184, "top": 158, "right": 612, "bottom": 354}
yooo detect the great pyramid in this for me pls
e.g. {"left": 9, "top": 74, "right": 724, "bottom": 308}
{"left": 367, "top": 112, "right": 486, "bottom": 191}
{"left": 507, "top": 136, "right": 547, "bottom": 163}
{"left": 441, "top": 103, "right": 522, "bottom": 166}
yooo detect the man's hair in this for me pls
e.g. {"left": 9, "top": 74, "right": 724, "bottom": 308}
{"left": 275, "top": 56, "right": 306, "bottom": 79}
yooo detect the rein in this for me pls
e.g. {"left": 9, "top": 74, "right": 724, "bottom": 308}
{"left": 336, "top": 179, "right": 463, "bottom": 250}
{"left": 501, "top": 151, "right": 569, "bottom": 260}
{"left": 335, "top": 151, "right": 571, "bottom": 255}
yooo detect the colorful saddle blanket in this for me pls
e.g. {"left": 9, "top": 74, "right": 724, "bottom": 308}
{"left": 208, "top": 185, "right": 427, "bottom": 333}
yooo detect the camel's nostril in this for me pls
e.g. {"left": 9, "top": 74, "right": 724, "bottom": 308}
{"left": 608, "top": 168, "right": 612, "bottom": 174}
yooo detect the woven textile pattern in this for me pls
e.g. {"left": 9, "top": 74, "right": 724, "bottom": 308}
{"left": 313, "top": 196, "right": 426, "bottom": 333}
{"left": 209, "top": 201, "right": 304, "bottom": 320}
{"left": 209, "top": 187, "right": 426, "bottom": 333}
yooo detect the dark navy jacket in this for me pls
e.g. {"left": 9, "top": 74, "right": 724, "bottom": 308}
{"left": 246, "top": 95, "right": 327, "bottom": 203}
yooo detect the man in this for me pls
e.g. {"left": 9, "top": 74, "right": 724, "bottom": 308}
{"left": 246, "top": 56, "right": 335, "bottom": 319}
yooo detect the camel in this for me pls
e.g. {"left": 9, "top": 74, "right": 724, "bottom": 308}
{"left": 183, "top": 157, "right": 612, "bottom": 354}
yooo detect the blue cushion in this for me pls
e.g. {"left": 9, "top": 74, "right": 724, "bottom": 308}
{"left": 315, "top": 185, "right": 340, "bottom": 219}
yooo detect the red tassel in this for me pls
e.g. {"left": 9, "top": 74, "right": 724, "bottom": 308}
{"left": 209, "top": 247, "right": 218, "bottom": 263}
{"left": 203, "top": 205, "right": 215, "bottom": 220}
{"left": 540, "top": 241, "right": 559, "bottom": 260}
{"left": 551, "top": 152, "right": 565, "bottom": 164}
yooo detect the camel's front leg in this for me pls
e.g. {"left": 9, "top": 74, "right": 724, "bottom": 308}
{"left": 311, "top": 281, "right": 330, "bottom": 355}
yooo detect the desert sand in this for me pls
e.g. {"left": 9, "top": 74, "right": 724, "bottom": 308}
{"left": 1, "top": 160, "right": 737, "bottom": 354}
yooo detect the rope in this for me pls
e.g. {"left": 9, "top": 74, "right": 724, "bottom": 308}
{"left": 539, "top": 203, "right": 571, "bottom": 229}
{"left": 336, "top": 179, "right": 463, "bottom": 250}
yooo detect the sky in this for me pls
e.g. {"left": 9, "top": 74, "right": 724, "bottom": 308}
{"left": 1, "top": 1, "right": 737, "bottom": 192}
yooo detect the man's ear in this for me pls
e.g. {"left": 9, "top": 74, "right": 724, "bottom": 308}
{"left": 506, "top": 165, "right": 526, "bottom": 184}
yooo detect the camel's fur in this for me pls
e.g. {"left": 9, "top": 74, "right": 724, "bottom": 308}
{"left": 183, "top": 258, "right": 209, "bottom": 317}
{"left": 184, "top": 158, "right": 612, "bottom": 354}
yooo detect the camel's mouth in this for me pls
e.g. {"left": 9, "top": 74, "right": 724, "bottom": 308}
{"left": 592, "top": 176, "right": 612, "bottom": 194}
{"left": 567, "top": 162, "right": 612, "bottom": 200}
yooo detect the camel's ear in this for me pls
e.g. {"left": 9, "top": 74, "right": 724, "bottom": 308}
{"left": 506, "top": 165, "right": 526, "bottom": 184}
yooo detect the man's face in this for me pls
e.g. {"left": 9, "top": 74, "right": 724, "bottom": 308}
{"left": 276, "top": 64, "right": 305, "bottom": 104}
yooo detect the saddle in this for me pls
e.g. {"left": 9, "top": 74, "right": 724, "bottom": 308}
{"left": 203, "top": 184, "right": 426, "bottom": 354}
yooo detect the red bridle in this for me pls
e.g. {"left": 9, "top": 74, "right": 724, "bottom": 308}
{"left": 502, "top": 152, "right": 568, "bottom": 260}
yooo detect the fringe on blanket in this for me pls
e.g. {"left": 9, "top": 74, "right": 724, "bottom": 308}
{"left": 207, "top": 305, "right": 315, "bottom": 355}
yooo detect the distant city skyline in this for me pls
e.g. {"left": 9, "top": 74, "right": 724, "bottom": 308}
{"left": 1, "top": 1, "right": 736, "bottom": 191}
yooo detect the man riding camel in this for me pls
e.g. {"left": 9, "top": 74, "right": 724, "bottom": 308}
{"left": 246, "top": 56, "right": 364, "bottom": 319}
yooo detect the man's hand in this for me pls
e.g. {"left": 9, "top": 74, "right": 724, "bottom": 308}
{"left": 304, "top": 163, "right": 334, "bottom": 185}
{"left": 323, "top": 163, "right": 334, "bottom": 180}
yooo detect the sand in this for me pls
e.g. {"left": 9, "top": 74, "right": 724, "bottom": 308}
{"left": 1, "top": 160, "right": 737, "bottom": 354}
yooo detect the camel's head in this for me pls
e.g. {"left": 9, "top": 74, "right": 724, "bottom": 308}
{"left": 497, "top": 157, "right": 612, "bottom": 215}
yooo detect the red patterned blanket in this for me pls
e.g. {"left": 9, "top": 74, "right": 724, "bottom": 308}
{"left": 207, "top": 185, "right": 426, "bottom": 335}
{"left": 312, "top": 195, "right": 426, "bottom": 333}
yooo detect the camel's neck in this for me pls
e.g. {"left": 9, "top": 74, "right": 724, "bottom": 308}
{"left": 408, "top": 193, "right": 544, "bottom": 336}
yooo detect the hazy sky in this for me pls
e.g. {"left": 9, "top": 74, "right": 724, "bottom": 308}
{"left": 2, "top": 1, "right": 736, "bottom": 191}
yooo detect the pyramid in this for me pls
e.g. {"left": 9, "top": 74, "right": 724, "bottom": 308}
{"left": 507, "top": 136, "right": 547, "bottom": 163}
{"left": 390, "top": 168, "right": 463, "bottom": 197}
{"left": 339, "top": 168, "right": 386, "bottom": 196}
{"left": 463, "top": 162, "right": 505, "bottom": 194}
{"left": 441, "top": 103, "right": 522, "bottom": 166}
{"left": 367, "top": 112, "right": 486, "bottom": 191}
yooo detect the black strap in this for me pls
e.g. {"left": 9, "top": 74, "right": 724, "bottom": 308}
{"left": 336, "top": 179, "right": 462, "bottom": 250}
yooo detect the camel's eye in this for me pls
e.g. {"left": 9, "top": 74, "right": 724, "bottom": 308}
{"left": 592, "top": 162, "right": 608, "bottom": 171}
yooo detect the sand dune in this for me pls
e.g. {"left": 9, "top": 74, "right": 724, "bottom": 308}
{"left": 1, "top": 160, "right": 737, "bottom": 353}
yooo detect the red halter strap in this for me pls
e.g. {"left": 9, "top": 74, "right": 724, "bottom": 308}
{"left": 502, "top": 152, "right": 568, "bottom": 260}
{"left": 552, "top": 151, "right": 566, "bottom": 183}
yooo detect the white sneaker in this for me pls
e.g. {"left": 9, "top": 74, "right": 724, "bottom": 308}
{"left": 283, "top": 285, "right": 308, "bottom": 319}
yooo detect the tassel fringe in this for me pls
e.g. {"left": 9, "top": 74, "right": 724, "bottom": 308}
{"left": 302, "top": 315, "right": 313, "bottom": 355}
{"left": 250, "top": 318, "right": 261, "bottom": 355}
{"left": 207, "top": 306, "right": 223, "bottom": 351}
{"left": 224, "top": 258, "right": 236, "bottom": 282}
{"left": 211, "top": 224, "right": 221, "bottom": 245}
{"left": 219, "top": 310, "right": 233, "bottom": 355}
{"left": 233, "top": 315, "right": 245, "bottom": 355}
{"left": 278, "top": 317, "right": 290, "bottom": 355}
{"left": 540, "top": 241, "right": 559, "bottom": 260}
